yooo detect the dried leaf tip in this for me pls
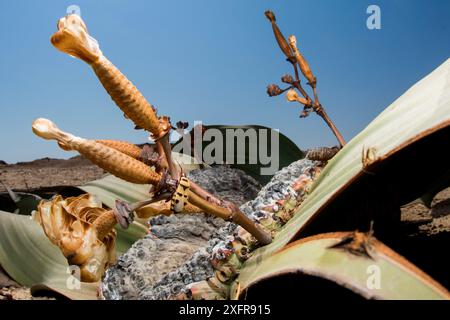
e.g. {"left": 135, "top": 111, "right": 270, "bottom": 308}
{"left": 264, "top": 10, "right": 276, "bottom": 23}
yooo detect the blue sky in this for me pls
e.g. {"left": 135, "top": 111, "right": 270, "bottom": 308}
{"left": 0, "top": 0, "right": 449, "bottom": 163}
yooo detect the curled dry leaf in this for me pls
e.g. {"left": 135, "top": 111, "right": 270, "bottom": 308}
{"left": 32, "top": 194, "right": 117, "bottom": 282}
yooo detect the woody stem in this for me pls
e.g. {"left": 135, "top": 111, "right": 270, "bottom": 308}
{"left": 155, "top": 141, "right": 169, "bottom": 171}
{"left": 291, "top": 59, "right": 346, "bottom": 147}
{"left": 291, "top": 61, "right": 312, "bottom": 103}
{"left": 187, "top": 191, "right": 272, "bottom": 245}
{"left": 189, "top": 181, "right": 223, "bottom": 207}
{"left": 129, "top": 193, "right": 172, "bottom": 211}
{"left": 156, "top": 128, "right": 272, "bottom": 244}
{"left": 312, "top": 100, "right": 346, "bottom": 147}
{"left": 157, "top": 132, "right": 180, "bottom": 181}
{"left": 157, "top": 128, "right": 229, "bottom": 206}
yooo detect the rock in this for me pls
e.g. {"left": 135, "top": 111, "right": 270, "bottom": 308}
{"left": 101, "top": 166, "right": 261, "bottom": 299}
{"left": 139, "top": 158, "right": 318, "bottom": 300}
{"left": 101, "top": 160, "right": 318, "bottom": 300}
{"left": 187, "top": 165, "right": 261, "bottom": 204}
{"left": 101, "top": 235, "right": 206, "bottom": 299}
{"left": 0, "top": 286, "right": 54, "bottom": 300}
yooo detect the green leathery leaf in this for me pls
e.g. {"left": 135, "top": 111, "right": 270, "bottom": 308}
{"left": 231, "top": 232, "right": 450, "bottom": 300}
{"left": 0, "top": 209, "right": 147, "bottom": 299}
{"left": 0, "top": 210, "right": 97, "bottom": 299}
{"left": 172, "top": 151, "right": 203, "bottom": 173}
{"left": 173, "top": 125, "right": 305, "bottom": 184}
{"left": 79, "top": 174, "right": 151, "bottom": 210}
{"left": 241, "top": 58, "right": 450, "bottom": 266}
{"left": 0, "top": 192, "right": 42, "bottom": 215}
{"left": 115, "top": 221, "right": 149, "bottom": 254}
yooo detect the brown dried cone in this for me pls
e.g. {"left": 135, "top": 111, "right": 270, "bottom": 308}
{"left": 281, "top": 74, "right": 295, "bottom": 85}
{"left": 32, "top": 118, "right": 160, "bottom": 185}
{"left": 95, "top": 140, "right": 142, "bottom": 160}
{"left": 33, "top": 191, "right": 205, "bottom": 282}
{"left": 50, "top": 14, "right": 163, "bottom": 139}
{"left": 288, "top": 35, "right": 316, "bottom": 86}
{"left": 266, "top": 84, "right": 284, "bottom": 97}
{"left": 32, "top": 194, "right": 117, "bottom": 282}
{"left": 306, "top": 146, "right": 341, "bottom": 162}
{"left": 264, "top": 10, "right": 292, "bottom": 59}
{"left": 286, "top": 34, "right": 346, "bottom": 147}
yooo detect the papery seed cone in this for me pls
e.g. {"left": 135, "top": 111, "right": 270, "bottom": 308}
{"left": 50, "top": 14, "right": 162, "bottom": 138}
{"left": 77, "top": 140, "right": 160, "bottom": 184}
{"left": 288, "top": 35, "right": 316, "bottom": 85}
{"left": 32, "top": 118, "right": 160, "bottom": 185}
{"left": 91, "top": 58, "right": 163, "bottom": 138}
{"left": 96, "top": 140, "right": 142, "bottom": 159}
{"left": 33, "top": 194, "right": 116, "bottom": 282}
{"left": 50, "top": 14, "right": 102, "bottom": 64}
{"left": 93, "top": 210, "right": 118, "bottom": 241}
{"left": 264, "top": 10, "right": 292, "bottom": 59}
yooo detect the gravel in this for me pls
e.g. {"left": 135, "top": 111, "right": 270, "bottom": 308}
{"left": 101, "top": 165, "right": 261, "bottom": 299}
{"left": 101, "top": 159, "right": 319, "bottom": 300}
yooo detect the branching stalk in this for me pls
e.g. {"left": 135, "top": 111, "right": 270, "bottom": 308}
{"left": 265, "top": 10, "right": 346, "bottom": 148}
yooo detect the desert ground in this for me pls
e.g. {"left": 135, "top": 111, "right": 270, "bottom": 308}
{"left": 0, "top": 157, "right": 449, "bottom": 299}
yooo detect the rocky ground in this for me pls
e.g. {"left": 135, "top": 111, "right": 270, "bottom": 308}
{"left": 0, "top": 156, "right": 105, "bottom": 193}
{"left": 101, "top": 159, "right": 319, "bottom": 300}
{"left": 400, "top": 188, "right": 450, "bottom": 235}
{"left": 101, "top": 165, "right": 262, "bottom": 300}
{"left": 0, "top": 157, "right": 449, "bottom": 300}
